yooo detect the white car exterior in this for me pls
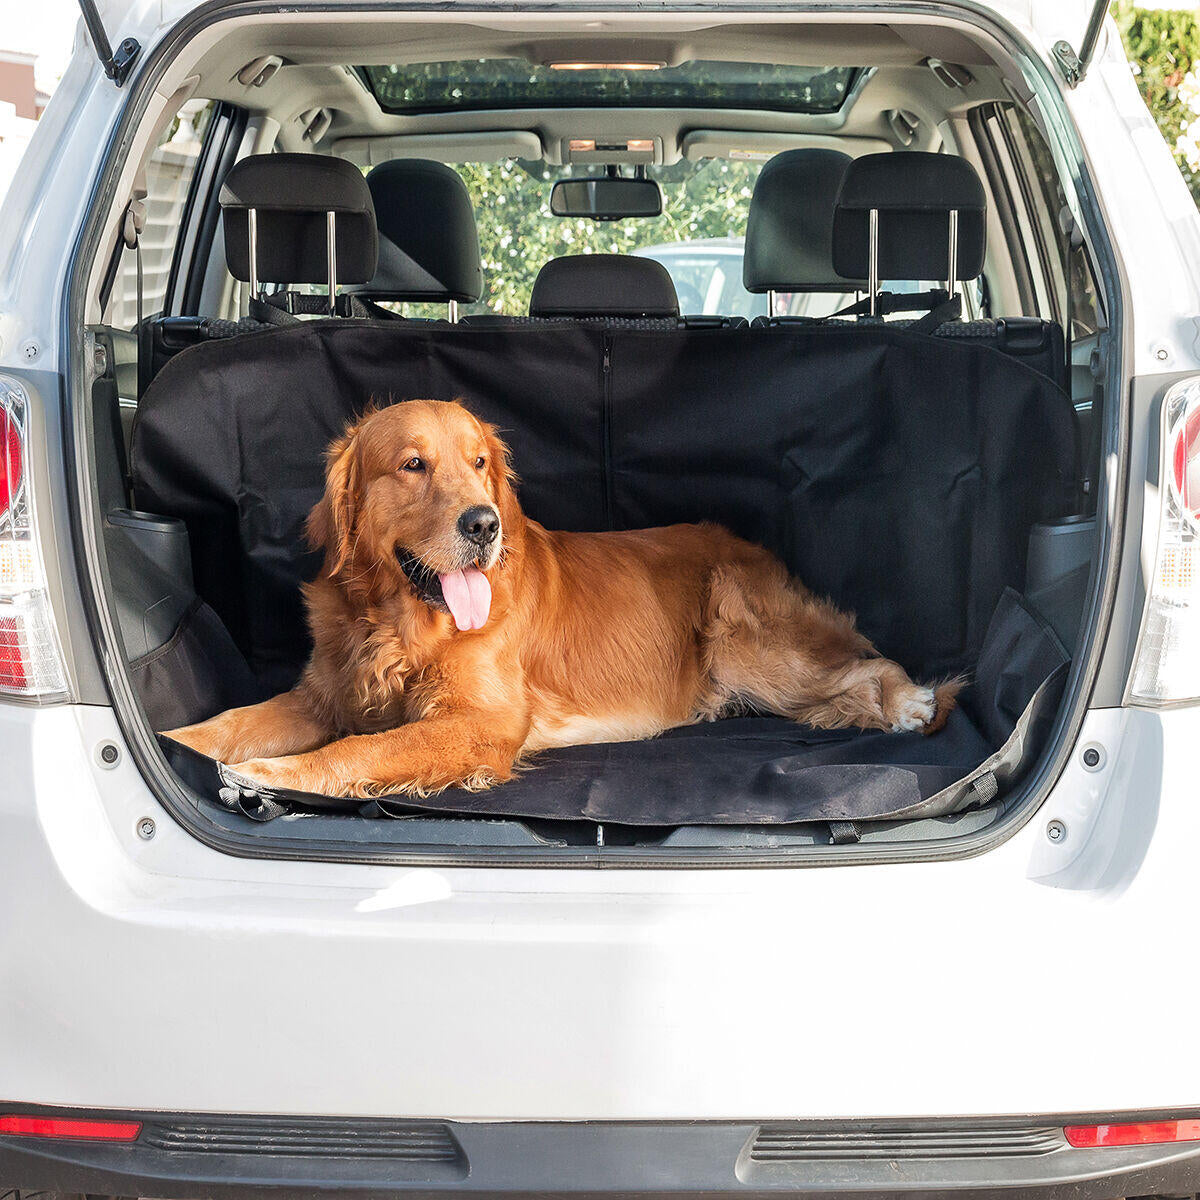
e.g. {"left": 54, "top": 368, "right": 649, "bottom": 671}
{"left": 1, "top": 0, "right": 1199, "bottom": 1193}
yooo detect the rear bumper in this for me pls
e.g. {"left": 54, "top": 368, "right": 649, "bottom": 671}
{"left": 6, "top": 1107, "right": 1200, "bottom": 1200}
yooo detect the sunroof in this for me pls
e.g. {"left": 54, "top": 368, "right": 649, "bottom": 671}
{"left": 358, "top": 60, "right": 860, "bottom": 115}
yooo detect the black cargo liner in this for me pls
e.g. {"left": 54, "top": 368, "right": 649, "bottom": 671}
{"left": 120, "top": 320, "right": 1079, "bottom": 834}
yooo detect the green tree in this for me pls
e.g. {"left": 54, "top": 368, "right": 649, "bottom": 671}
{"left": 1112, "top": 1, "right": 1200, "bottom": 204}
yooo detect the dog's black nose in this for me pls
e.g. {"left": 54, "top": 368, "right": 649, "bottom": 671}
{"left": 458, "top": 505, "right": 500, "bottom": 547}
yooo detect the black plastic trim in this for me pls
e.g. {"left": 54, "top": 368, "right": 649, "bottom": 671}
{"left": 5, "top": 1103, "right": 1200, "bottom": 1200}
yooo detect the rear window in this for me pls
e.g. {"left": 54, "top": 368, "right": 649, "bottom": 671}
{"left": 393, "top": 157, "right": 763, "bottom": 318}
{"left": 357, "top": 60, "right": 860, "bottom": 115}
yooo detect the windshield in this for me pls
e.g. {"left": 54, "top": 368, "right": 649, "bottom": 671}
{"left": 358, "top": 60, "right": 860, "bottom": 115}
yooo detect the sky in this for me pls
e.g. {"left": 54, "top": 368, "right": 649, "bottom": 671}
{"left": 0, "top": 0, "right": 80, "bottom": 91}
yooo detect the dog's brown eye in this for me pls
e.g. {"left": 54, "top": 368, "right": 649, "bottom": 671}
{"left": 475, "top": 456, "right": 486, "bottom": 470}
{"left": 402, "top": 457, "right": 424, "bottom": 472}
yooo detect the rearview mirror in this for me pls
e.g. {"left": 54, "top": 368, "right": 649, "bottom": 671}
{"left": 550, "top": 176, "right": 663, "bottom": 220}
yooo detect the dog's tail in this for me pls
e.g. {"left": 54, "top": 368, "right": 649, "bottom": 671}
{"left": 924, "top": 676, "right": 968, "bottom": 735}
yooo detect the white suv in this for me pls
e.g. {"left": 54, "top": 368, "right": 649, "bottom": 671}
{"left": 2, "top": 1, "right": 1200, "bottom": 1198}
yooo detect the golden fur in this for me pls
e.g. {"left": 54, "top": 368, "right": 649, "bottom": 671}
{"left": 167, "top": 399, "right": 958, "bottom": 798}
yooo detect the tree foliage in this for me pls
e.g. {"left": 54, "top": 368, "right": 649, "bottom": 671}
{"left": 419, "top": 157, "right": 760, "bottom": 316}
{"left": 1113, "top": 1, "right": 1200, "bottom": 203}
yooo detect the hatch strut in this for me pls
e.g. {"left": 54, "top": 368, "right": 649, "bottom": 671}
{"left": 1051, "top": 0, "right": 1109, "bottom": 88}
{"left": 76, "top": 0, "right": 141, "bottom": 86}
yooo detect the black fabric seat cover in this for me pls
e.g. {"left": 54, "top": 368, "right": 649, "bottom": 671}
{"left": 132, "top": 320, "right": 1076, "bottom": 695}
{"left": 133, "top": 324, "right": 609, "bottom": 693}
{"left": 162, "top": 587, "right": 1068, "bottom": 826}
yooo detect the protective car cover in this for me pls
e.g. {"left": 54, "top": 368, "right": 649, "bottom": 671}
{"left": 132, "top": 320, "right": 1078, "bottom": 688}
{"left": 131, "top": 319, "right": 1077, "bottom": 827}
{"left": 161, "top": 588, "right": 1068, "bottom": 826}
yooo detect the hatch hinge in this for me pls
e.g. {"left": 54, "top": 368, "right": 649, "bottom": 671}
{"left": 1052, "top": 40, "right": 1084, "bottom": 87}
{"left": 76, "top": 0, "right": 142, "bottom": 86}
{"left": 1052, "top": 0, "right": 1110, "bottom": 89}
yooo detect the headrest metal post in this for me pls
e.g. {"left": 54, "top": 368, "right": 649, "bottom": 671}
{"left": 448, "top": 299, "right": 459, "bottom": 324}
{"left": 867, "top": 207, "right": 879, "bottom": 318}
{"left": 946, "top": 208, "right": 959, "bottom": 300}
{"left": 768, "top": 289, "right": 777, "bottom": 319}
{"left": 247, "top": 208, "right": 260, "bottom": 300}
{"left": 326, "top": 210, "right": 338, "bottom": 318}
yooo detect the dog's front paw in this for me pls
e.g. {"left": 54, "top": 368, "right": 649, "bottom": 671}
{"left": 163, "top": 723, "right": 221, "bottom": 757}
{"left": 228, "top": 757, "right": 305, "bottom": 793}
{"left": 888, "top": 685, "right": 936, "bottom": 733}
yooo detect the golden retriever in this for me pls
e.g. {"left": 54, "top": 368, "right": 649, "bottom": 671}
{"left": 167, "top": 399, "right": 957, "bottom": 798}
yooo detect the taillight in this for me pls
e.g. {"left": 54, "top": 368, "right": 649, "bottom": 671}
{"left": 0, "top": 401, "right": 21, "bottom": 521}
{"left": 1129, "top": 376, "right": 1200, "bottom": 704}
{"left": 0, "top": 1114, "right": 142, "bottom": 1141}
{"left": 0, "top": 375, "right": 69, "bottom": 700}
{"left": 1064, "top": 1119, "right": 1200, "bottom": 1148}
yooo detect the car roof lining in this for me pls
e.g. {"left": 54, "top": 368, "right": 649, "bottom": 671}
{"left": 166, "top": 12, "right": 1013, "bottom": 154}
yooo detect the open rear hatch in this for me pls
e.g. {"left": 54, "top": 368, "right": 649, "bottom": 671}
{"left": 78, "top": 3, "right": 1114, "bottom": 859}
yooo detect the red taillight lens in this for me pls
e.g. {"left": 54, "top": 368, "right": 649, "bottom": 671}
{"left": 0, "top": 403, "right": 20, "bottom": 521}
{"left": 0, "top": 1114, "right": 142, "bottom": 1141}
{"left": 0, "top": 614, "right": 27, "bottom": 689}
{"left": 1171, "top": 399, "right": 1200, "bottom": 525}
{"left": 1064, "top": 1119, "right": 1200, "bottom": 1148}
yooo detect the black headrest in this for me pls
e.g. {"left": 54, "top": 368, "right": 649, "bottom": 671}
{"left": 220, "top": 153, "right": 378, "bottom": 285}
{"left": 743, "top": 148, "right": 865, "bottom": 293}
{"left": 529, "top": 255, "right": 679, "bottom": 318}
{"left": 354, "top": 159, "right": 483, "bottom": 303}
{"left": 832, "top": 151, "right": 986, "bottom": 282}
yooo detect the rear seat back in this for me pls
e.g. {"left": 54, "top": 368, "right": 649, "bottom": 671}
{"left": 832, "top": 150, "right": 986, "bottom": 298}
{"left": 743, "top": 147, "right": 864, "bottom": 304}
{"left": 530, "top": 254, "right": 680, "bottom": 324}
{"left": 464, "top": 254, "right": 747, "bottom": 329}
{"left": 143, "top": 153, "right": 380, "bottom": 384}
{"left": 748, "top": 149, "right": 1067, "bottom": 388}
{"left": 132, "top": 318, "right": 1078, "bottom": 695}
{"left": 349, "top": 158, "right": 483, "bottom": 318}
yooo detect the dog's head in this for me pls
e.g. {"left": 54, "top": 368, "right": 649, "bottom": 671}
{"left": 307, "top": 399, "right": 519, "bottom": 630}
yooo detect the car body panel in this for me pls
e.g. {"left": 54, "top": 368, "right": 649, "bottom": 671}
{"left": 2, "top": 700, "right": 1199, "bottom": 1119}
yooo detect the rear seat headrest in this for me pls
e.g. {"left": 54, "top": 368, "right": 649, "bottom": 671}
{"left": 354, "top": 159, "right": 483, "bottom": 303}
{"left": 530, "top": 255, "right": 679, "bottom": 318}
{"left": 832, "top": 151, "right": 986, "bottom": 283}
{"left": 743, "top": 148, "right": 865, "bottom": 293}
{"left": 220, "top": 153, "right": 378, "bottom": 285}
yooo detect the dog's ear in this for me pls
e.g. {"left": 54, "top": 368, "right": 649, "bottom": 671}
{"left": 482, "top": 421, "right": 520, "bottom": 532}
{"left": 306, "top": 425, "right": 361, "bottom": 575}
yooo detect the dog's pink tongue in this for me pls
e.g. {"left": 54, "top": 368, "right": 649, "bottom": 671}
{"left": 438, "top": 567, "right": 492, "bottom": 632}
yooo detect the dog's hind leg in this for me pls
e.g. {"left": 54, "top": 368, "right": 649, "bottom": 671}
{"left": 699, "top": 561, "right": 958, "bottom": 734}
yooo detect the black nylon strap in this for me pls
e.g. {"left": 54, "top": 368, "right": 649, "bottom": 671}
{"left": 828, "top": 820, "right": 861, "bottom": 844}
{"left": 829, "top": 288, "right": 950, "bottom": 321}
{"left": 248, "top": 296, "right": 302, "bottom": 327}
{"left": 909, "top": 294, "right": 963, "bottom": 335}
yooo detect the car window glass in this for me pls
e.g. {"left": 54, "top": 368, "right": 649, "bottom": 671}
{"left": 103, "top": 100, "right": 216, "bottom": 331}
{"left": 389, "top": 157, "right": 762, "bottom": 318}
